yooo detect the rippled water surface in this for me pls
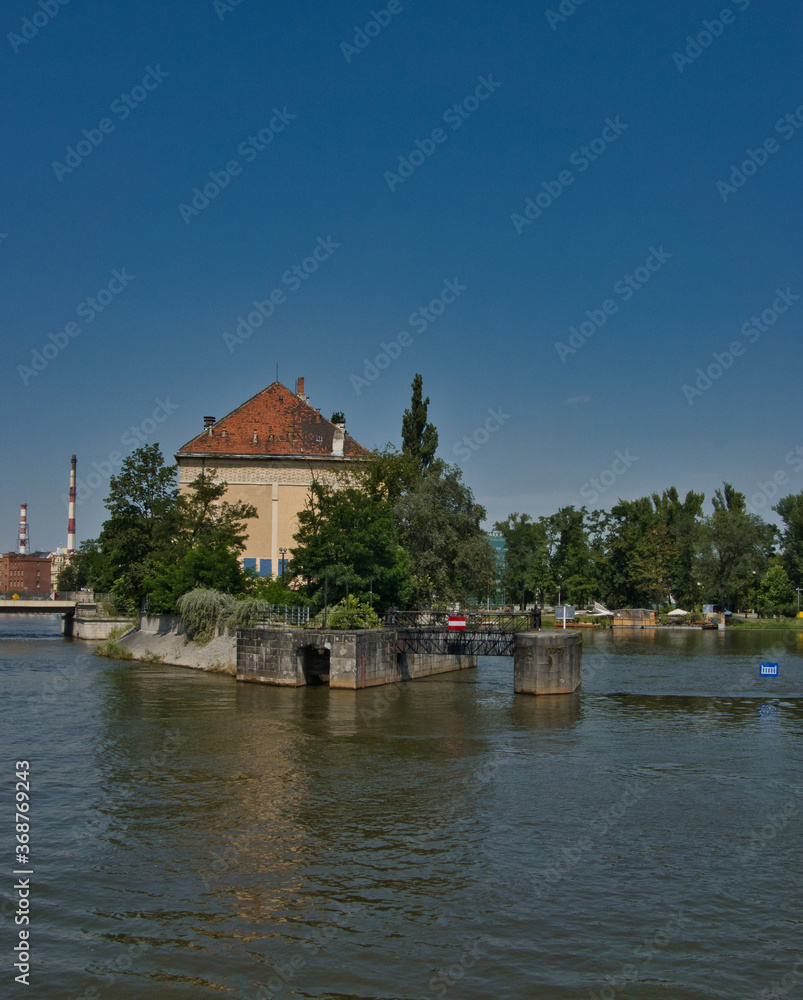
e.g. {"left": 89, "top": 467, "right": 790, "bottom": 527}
{"left": 2, "top": 617, "right": 802, "bottom": 999}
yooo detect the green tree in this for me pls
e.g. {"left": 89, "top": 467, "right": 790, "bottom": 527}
{"left": 90, "top": 448, "right": 259, "bottom": 612}
{"left": 545, "top": 506, "right": 596, "bottom": 606}
{"left": 289, "top": 477, "right": 411, "bottom": 610}
{"left": 774, "top": 490, "right": 803, "bottom": 589}
{"left": 651, "top": 487, "right": 705, "bottom": 607}
{"left": 394, "top": 461, "right": 493, "bottom": 605}
{"left": 401, "top": 373, "right": 438, "bottom": 473}
{"left": 757, "top": 563, "right": 796, "bottom": 616}
{"left": 493, "top": 513, "right": 552, "bottom": 609}
{"left": 146, "top": 470, "right": 258, "bottom": 611}
{"left": 697, "top": 483, "right": 775, "bottom": 610}
{"left": 95, "top": 444, "right": 181, "bottom": 610}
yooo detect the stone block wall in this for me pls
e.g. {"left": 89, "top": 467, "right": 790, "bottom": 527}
{"left": 513, "top": 631, "right": 582, "bottom": 694}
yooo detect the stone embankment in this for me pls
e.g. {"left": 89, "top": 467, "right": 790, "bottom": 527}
{"left": 116, "top": 614, "right": 236, "bottom": 674}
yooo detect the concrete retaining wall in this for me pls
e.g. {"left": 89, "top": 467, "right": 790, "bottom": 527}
{"left": 237, "top": 629, "right": 478, "bottom": 688}
{"left": 70, "top": 617, "right": 135, "bottom": 640}
{"left": 116, "top": 613, "right": 237, "bottom": 674}
{"left": 514, "top": 631, "right": 582, "bottom": 694}
{"left": 398, "top": 651, "right": 477, "bottom": 678}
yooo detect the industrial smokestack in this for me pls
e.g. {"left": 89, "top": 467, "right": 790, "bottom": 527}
{"left": 67, "top": 455, "right": 77, "bottom": 554}
{"left": 18, "top": 503, "right": 29, "bottom": 555}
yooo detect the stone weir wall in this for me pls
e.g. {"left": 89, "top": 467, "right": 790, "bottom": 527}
{"left": 237, "top": 628, "right": 477, "bottom": 688}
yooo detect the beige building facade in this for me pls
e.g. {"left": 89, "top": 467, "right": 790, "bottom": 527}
{"left": 175, "top": 378, "right": 368, "bottom": 579}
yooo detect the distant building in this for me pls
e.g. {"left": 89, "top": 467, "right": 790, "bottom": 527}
{"left": 0, "top": 552, "right": 51, "bottom": 595}
{"left": 175, "top": 378, "right": 369, "bottom": 579}
{"left": 611, "top": 609, "right": 658, "bottom": 627}
{"left": 50, "top": 548, "right": 70, "bottom": 592}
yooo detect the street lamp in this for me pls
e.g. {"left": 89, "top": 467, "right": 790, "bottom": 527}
{"left": 279, "top": 547, "right": 287, "bottom": 579}
{"left": 752, "top": 570, "right": 757, "bottom": 616}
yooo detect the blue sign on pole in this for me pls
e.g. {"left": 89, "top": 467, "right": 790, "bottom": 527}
{"left": 760, "top": 662, "right": 779, "bottom": 676}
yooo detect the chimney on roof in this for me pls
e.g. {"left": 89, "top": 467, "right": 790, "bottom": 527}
{"left": 203, "top": 416, "right": 215, "bottom": 428}
{"left": 296, "top": 377, "right": 306, "bottom": 402}
{"left": 332, "top": 422, "right": 345, "bottom": 458}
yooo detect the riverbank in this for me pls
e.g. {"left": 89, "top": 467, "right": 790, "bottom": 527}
{"left": 99, "top": 614, "right": 237, "bottom": 674}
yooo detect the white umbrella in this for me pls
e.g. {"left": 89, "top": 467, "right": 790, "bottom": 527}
{"left": 668, "top": 608, "right": 690, "bottom": 616}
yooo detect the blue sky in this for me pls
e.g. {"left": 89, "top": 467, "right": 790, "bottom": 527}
{"left": 3, "top": 0, "right": 801, "bottom": 552}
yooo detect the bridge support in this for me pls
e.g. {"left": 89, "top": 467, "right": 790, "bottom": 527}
{"left": 514, "top": 631, "right": 582, "bottom": 695}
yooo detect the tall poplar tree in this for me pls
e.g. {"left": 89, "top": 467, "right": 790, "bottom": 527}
{"left": 401, "top": 373, "right": 438, "bottom": 473}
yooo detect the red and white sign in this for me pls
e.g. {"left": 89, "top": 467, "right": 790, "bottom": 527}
{"left": 448, "top": 615, "right": 466, "bottom": 631}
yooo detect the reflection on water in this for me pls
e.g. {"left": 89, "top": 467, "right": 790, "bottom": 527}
{"left": 1, "top": 623, "right": 802, "bottom": 998}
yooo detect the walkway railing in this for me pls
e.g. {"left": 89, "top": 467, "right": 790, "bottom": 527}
{"left": 253, "top": 605, "right": 311, "bottom": 627}
{"left": 385, "top": 608, "right": 541, "bottom": 631}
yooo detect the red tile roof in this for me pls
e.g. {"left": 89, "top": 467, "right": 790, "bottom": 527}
{"left": 176, "top": 381, "right": 369, "bottom": 459}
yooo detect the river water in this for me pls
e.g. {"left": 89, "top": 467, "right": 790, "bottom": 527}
{"left": 2, "top": 617, "right": 802, "bottom": 999}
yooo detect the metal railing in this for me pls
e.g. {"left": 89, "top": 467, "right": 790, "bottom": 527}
{"left": 384, "top": 608, "right": 541, "bottom": 631}
{"left": 253, "top": 605, "right": 311, "bottom": 627}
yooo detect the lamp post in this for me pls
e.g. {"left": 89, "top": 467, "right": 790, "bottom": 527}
{"left": 279, "top": 547, "right": 287, "bottom": 579}
{"left": 752, "top": 570, "right": 758, "bottom": 617}
{"left": 797, "top": 586, "right": 801, "bottom": 615}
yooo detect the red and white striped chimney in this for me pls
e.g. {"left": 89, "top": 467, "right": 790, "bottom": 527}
{"left": 67, "top": 455, "right": 77, "bottom": 554}
{"left": 18, "top": 503, "right": 29, "bottom": 555}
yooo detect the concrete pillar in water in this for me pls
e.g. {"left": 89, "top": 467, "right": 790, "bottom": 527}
{"left": 514, "top": 631, "right": 582, "bottom": 695}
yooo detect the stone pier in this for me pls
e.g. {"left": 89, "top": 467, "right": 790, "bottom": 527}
{"left": 237, "top": 628, "right": 477, "bottom": 688}
{"left": 513, "top": 631, "right": 582, "bottom": 695}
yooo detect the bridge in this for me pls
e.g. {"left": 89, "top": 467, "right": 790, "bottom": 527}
{"left": 385, "top": 608, "right": 541, "bottom": 657}
{"left": 0, "top": 600, "right": 77, "bottom": 614}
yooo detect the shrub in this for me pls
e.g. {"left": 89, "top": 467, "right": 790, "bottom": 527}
{"left": 176, "top": 588, "right": 236, "bottom": 645}
{"left": 96, "top": 639, "right": 133, "bottom": 660}
{"left": 226, "top": 598, "right": 273, "bottom": 631}
{"left": 316, "top": 595, "right": 381, "bottom": 630}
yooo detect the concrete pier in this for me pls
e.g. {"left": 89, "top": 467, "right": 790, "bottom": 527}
{"left": 237, "top": 628, "right": 477, "bottom": 688}
{"left": 513, "top": 631, "right": 582, "bottom": 695}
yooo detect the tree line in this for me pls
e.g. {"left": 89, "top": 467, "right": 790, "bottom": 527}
{"left": 494, "top": 484, "right": 803, "bottom": 615}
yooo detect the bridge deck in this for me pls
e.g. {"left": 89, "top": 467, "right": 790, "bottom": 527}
{"left": 0, "top": 600, "right": 76, "bottom": 613}
{"left": 396, "top": 629, "right": 519, "bottom": 656}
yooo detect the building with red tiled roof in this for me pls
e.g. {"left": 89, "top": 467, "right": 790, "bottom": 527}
{"left": 175, "top": 378, "right": 369, "bottom": 579}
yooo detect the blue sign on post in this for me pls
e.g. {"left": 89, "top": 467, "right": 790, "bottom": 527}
{"left": 760, "top": 662, "right": 779, "bottom": 676}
